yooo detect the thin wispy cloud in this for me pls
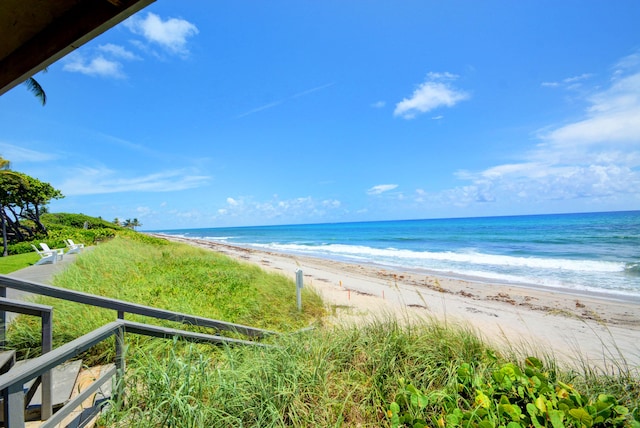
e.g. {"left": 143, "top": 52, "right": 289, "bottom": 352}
{"left": 0, "top": 142, "right": 58, "bottom": 162}
{"left": 541, "top": 73, "right": 593, "bottom": 88}
{"left": 371, "top": 101, "right": 386, "bottom": 108}
{"left": 367, "top": 184, "right": 398, "bottom": 195}
{"left": 60, "top": 167, "right": 210, "bottom": 196}
{"left": 394, "top": 72, "right": 470, "bottom": 119}
{"left": 236, "top": 83, "right": 334, "bottom": 118}
{"left": 292, "top": 82, "right": 335, "bottom": 98}
{"left": 236, "top": 101, "right": 283, "bottom": 118}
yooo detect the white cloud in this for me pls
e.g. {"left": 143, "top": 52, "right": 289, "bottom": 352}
{"left": 367, "top": 184, "right": 398, "bottom": 195}
{"left": 215, "top": 195, "right": 343, "bottom": 223}
{"left": 98, "top": 43, "right": 140, "bottom": 60}
{"left": 63, "top": 54, "right": 125, "bottom": 78}
{"left": 394, "top": 72, "right": 469, "bottom": 119}
{"left": 124, "top": 12, "right": 198, "bottom": 56}
{"left": 59, "top": 167, "right": 210, "bottom": 196}
{"left": 63, "top": 13, "right": 197, "bottom": 78}
{"left": 438, "top": 55, "right": 640, "bottom": 209}
{"left": 371, "top": 101, "right": 386, "bottom": 108}
{"left": 542, "top": 72, "right": 640, "bottom": 146}
{"left": 564, "top": 73, "right": 593, "bottom": 84}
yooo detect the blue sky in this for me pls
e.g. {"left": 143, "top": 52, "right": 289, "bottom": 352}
{"left": 1, "top": 1, "right": 640, "bottom": 230}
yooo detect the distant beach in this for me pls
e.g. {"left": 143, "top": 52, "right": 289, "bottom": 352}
{"left": 149, "top": 232, "right": 640, "bottom": 369}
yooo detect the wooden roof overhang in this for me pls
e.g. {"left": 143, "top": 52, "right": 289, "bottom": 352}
{"left": 0, "top": 0, "right": 155, "bottom": 96}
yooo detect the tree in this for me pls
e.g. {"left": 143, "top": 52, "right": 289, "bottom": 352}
{"left": 0, "top": 167, "right": 63, "bottom": 255}
{"left": 113, "top": 218, "right": 121, "bottom": 226}
{"left": 0, "top": 156, "right": 14, "bottom": 256}
{"left": 131, "top": 218, "right": 141, "bottom": 230}
{"left": 121, "top": 218, "right": 141, "bottom": 230}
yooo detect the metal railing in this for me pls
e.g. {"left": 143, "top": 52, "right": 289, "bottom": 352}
{"left": 0, "top": 274, "right": 276, "bottom": 428}
{"left": 0, "top": 298, "right": 53, "bottom": 421}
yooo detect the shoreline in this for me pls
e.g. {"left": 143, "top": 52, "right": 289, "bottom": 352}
{"left": 300, "top": 255, "right": 640, "bottom": 306}
{"left": 150, "top": 233, "right": 640, "bottom": 369}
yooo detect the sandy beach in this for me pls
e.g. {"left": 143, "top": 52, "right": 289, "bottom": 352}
{"left": 150, "top": 233, "right": 640, "bottom": 370}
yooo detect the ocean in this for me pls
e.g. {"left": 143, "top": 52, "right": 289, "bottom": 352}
{"left": 155, "top": 211, "right": 640, "bottom": 298}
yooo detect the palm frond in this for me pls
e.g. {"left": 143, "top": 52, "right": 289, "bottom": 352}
{"left": 24, "top": 77, "right": 47, "bottom": 106}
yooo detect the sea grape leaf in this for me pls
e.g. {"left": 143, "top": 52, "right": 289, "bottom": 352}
{"left": 568, "top": 408, "right": 593, "bottom": 428}
{"left": 527, "top": 403, "right": 545, "bottom": 428}
{"left": 548, "top": 409, "right": 565, "bottom": 428}
{"left": 613, "top": 405, "right": 629, "bottom": 415}
{"left": 535, "top": 396, "right": 547, "bottom": 413}
{"left": 525, "top": 356, "right": 543, "bottom": 370}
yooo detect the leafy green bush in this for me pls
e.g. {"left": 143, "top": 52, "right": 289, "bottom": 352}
{"left": 388, "top": 357, "right": 639, "bottom": 428}
{"left": 40, "top": 212, "right": 120, "bottom": 230}
{"left": 5, "top": 213, "right": 125, "bottom": 254}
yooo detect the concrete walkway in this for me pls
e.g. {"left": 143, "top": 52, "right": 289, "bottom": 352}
{"left": 5, "top": 250, "right": 87, "bottom": 322}
{"left": 8, "top": 252, "right": 80, "bottom": 286}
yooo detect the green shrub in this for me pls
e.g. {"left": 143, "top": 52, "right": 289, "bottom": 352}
{"left": 4, "top": 213, "right": 128, "bottom": 254}
{"left": 388, "top": 357, "right": 640, "bottom": 428}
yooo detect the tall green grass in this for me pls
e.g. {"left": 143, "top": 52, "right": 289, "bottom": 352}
{"left": 101, "top": 318, "right": 491, "bottom": 427}
{"left": 101, "top": 318, "right": 639, "bottom": 427}
{"left": 6, "top": 236, "right": 325, "bottom": 364}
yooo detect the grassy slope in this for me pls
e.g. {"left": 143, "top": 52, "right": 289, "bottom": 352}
{"left": 6, "top": 235, "right": 325, "bottom": 364}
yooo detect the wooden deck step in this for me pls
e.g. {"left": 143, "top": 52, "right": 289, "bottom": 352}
{"left": 1, "top": 359, "right": 84, "bottom": 423}
{"left": 47, "top": 364, "right": 115, "bottom": 428}
{"left": 23, "top": 360, "right": 84, "bottom": 421}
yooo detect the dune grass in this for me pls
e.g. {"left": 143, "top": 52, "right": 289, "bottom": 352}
{"left": 6, "top": 235, "right": 325, "bottom": 364}
{"left": 100, "top": 318, "right": 640, "bottom": 427}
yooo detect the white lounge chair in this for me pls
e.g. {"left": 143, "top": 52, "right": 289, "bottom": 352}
{"left": 31, "top": 244, "right": 58, "bottom": 265}
{"left": 65, "top": 239, "right": 85, "bottom": 254}
{"left": 39, "top": 243, "right": 64, "bottom": 261}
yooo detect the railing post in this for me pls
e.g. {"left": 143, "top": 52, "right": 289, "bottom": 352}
{"left": 0, "top": 286, "right": 6, "bottom": 349}
{"left": 4, "top": 382, "right": 26, "bottom": 428}
{"left": 115, "top": 313, "right": 125, "bottom": 401}
{"left": 40, "top": 310, "right": 53, "bottom": 420}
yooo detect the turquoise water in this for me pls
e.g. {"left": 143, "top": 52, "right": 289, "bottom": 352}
{"left": 156, "top": 211, "right": 640, "bottom": 297}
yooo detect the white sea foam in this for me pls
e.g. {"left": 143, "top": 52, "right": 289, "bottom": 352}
{"left": 254, "top": 243, "right": 626, "bottom": 274}
{"left": 200, "top": 236, "right": 232, "bottom": 241}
